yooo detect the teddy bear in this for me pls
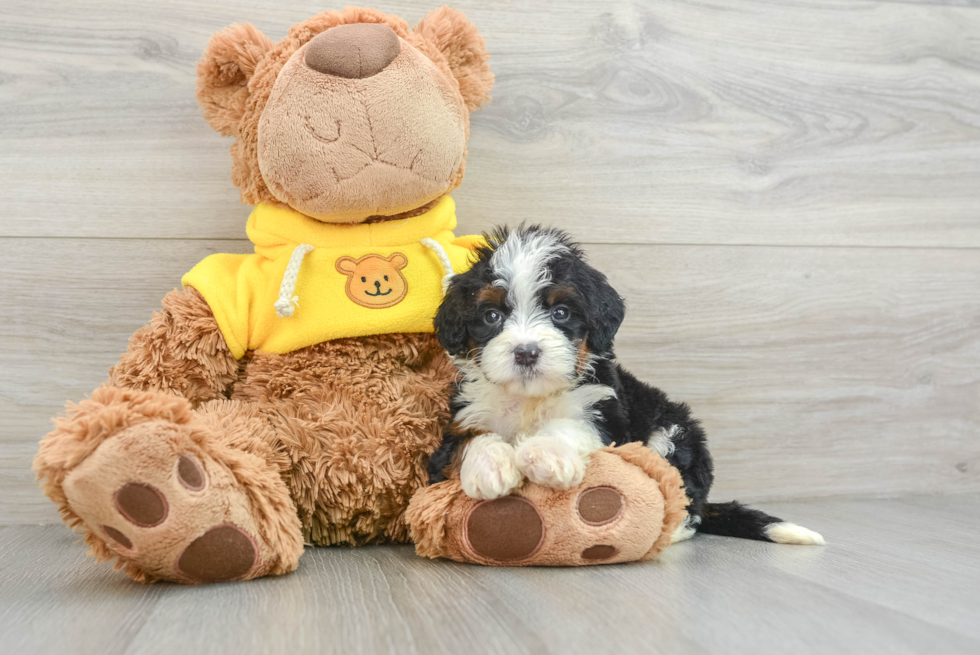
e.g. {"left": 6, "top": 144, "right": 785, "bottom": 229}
{"left": 33, "top": 6, "right": 688, "bottom": 583}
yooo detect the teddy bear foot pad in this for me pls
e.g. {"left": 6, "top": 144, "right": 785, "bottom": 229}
{"left": 36, "top": 389, "right": 305, "bottom": 584}
{"left": 101, "top": 463, "right": 258, "bottom": 582}
{"left": 407, "top": 444, "right": 689, "bottom": 566}
{"left": 62, "top": 421, "right": 269, "bottom": 583}
{"left": 464, "top": 489, "right": 627, "bottom": 563}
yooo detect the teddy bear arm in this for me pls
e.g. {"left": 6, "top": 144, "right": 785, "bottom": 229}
{"left": 106, "top": 287, "right": 239, "bottom": 406}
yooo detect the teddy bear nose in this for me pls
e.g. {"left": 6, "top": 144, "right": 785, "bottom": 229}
{"left": 305, "top": 23, "right": 401, "bottom": 79}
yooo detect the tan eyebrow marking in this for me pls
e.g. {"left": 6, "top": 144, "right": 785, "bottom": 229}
{"left": 477, "top": 285, "right": 507, "bottom": 306}
{"left": 547, "top": 285, "right": 575, "bottom": 305}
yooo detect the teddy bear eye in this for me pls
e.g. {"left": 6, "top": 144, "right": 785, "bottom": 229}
{"left": 361, "top": 276, "right": 366, "bottom": 282}
{"left": 384, "top": 275, "right": 389, "bottom": 281}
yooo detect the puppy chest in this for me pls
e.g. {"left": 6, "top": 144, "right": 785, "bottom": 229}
{"left": 460, "top": 387, "right": 610, "bottom": 441}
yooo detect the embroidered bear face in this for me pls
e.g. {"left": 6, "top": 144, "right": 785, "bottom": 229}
{"left": 335, "top": 253, "right": 409, "bottom": 309}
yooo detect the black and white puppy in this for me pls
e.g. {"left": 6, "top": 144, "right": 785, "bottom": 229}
{"left": 429, "top": 226, "right": 824, "bottom": 546}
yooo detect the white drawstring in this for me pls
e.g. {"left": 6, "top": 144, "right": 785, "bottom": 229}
{"left": 421, "top": 238, "right": 455, "bottom": 294}
{"left": 274, "top": 244, "right": 314, "bottom": 317}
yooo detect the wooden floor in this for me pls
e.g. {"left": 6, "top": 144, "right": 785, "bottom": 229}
{"left": 3, "top": 495, "right": 978, "bottom": 655}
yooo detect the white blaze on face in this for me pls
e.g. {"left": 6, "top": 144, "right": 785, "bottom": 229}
{"left": 481, "top": 231, "right": 578, "bottom": 397}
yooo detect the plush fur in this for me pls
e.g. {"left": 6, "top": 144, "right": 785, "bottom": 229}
{"left": 407, "top": 444, "right": 689, "bottom": 566}
{"left": 33, "top": 7, "right": 816, "bottom": 585}
{"left": 35, "top": 387, "right": 305, "bottom": 583}
{"left": 34, "top": 282, "right": 458, "bottom": 581}
{"left": 196, "top": 6, "right": 493, "bottom": 221}
{"left": 429, "top": 227, "right": 825, "bottom": 545}
{"left": 33, "top": 7, "right": 496, "bottom": 584}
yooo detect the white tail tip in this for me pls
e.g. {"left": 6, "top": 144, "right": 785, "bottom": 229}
{"left": 766, "top": 522, "right": 826, "bottom": 545}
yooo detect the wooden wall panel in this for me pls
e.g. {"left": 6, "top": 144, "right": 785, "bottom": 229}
{"left": 1, "top": 0, "right": 979, "bottom": 245}
{"left": 2, "top": 238, "right": 977, "bottom": 523}
{"left": 2, "top": 0, "right": 978, "bottom": 523}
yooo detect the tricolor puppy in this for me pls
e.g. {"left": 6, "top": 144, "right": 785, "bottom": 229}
{"left": 429, "top": 226, "right": 824, "bottom": 546}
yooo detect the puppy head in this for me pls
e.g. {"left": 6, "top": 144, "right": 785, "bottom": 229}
{"left": 435, "top": 226, "right": 625, "bottom": 397}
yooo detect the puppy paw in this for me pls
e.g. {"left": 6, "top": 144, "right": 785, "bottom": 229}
{"left": 461, "top": 438, "right": 522, "bottom": 500}
{"left": 515, "top": 437, "right": 587, "bottom": 490}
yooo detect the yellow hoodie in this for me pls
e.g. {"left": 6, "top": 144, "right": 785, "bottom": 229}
{"left": 182, "top": 196, "right": 481, "bottom": 359}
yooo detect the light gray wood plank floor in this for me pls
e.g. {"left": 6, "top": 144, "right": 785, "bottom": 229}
{"left": 2, "top": 495, "right": 978, "bottom": 655}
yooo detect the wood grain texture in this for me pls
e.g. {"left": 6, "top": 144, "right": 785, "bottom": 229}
{"left": 2, "top": 1, "right": 979, "bottom": 523}
{"left": 2, "top": 1, "right": 978, "bottom": 649}
{"left": 2, "top": 495, "right": 980, "bottom": 654}
{"left": 2, "top": 238, "right": 977, "bottom": 523}
{"left": 1, "top": 0, "right": 979, "bottom": 244}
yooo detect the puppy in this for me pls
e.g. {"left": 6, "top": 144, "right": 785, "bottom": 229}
{"left": 429, "top": 226, "right": 824, "bottom": 545}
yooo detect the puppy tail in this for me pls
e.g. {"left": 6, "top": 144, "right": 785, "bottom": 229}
{"left": 697, "top": 501, "right": 826, "bottom": 545}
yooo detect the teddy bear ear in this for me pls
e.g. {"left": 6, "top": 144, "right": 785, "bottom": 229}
{"left": 414, "top": 7, "right": 494, "bottom": 111}
{"left": 335, "top": 257, "right": 357, "bottom": 275}
{"left": 196, "top": 23, "right": 274, "bottom": 136}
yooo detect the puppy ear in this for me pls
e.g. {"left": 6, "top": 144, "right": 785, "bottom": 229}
{"left": 196, "top": 23, "right": 274, "bottom": 136}
{"left": 585, "top": 269, "right": 626, "bottom": 356}
{"left": 434, "top": 278, "right": 471, "bottom": 357}
{"left": 414, "top": 7, "right": 494, "bottom": 111}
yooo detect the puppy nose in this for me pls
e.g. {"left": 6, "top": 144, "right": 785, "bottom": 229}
{"left": 514, "top": 344, "right": 541, "bottom": 367}
{"left": 305, "top": 23, "right": 401, "bottom": 79}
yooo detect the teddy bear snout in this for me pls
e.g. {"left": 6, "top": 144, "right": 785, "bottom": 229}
{"left": 304, "top": 23, "right": 401, "bottom": 79}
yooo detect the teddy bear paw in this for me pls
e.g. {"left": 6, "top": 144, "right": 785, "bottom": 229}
{"left": 60, "top": 419, "right": 297, "bottom": 583}
{"left": 408, "top": 444, "right": 690, "bottom": 567}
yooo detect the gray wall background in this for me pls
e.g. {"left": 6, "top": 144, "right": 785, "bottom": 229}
{"left": 2, "top": 0, "right": 978, "bottom": 524}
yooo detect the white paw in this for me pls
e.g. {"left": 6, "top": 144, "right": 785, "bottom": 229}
{"left": 460, "top": 440, "right": 522, "bottom": 500}
{"left": 766, "top": 522, "right": 826, "bottom": 545}
{"left": 670, "top": 517, "right": 699, "bottom": 544}
{"left": 514, "top": 437, "right": 587, "bottom": 490}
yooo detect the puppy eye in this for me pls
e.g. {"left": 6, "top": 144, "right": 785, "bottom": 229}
{"left": 361, "top": 276, "right": 366, "bottom": 282}
{"left": 484, "top": 309, "right": 503, "bottom": 325}
{"left": 551, "top": 305, "right": 570, "bottom": 322}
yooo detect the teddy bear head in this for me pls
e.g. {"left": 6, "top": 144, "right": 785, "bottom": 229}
{"left": 196, "top": 6, "right": 493, "bottom": 224}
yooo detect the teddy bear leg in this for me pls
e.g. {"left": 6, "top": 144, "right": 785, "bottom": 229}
{"left": 406, "top": 443, "right": 689, "bottom": 566}
{"left": 34, "top": 387, "right": 304, "bottom": 584}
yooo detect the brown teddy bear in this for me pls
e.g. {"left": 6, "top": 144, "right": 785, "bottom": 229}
{"left": 33, "top": 6, "right": 687, "bottom": 583}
